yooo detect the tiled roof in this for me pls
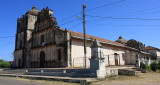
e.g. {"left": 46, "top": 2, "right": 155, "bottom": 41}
{"left": 59, "top": 28, "right": 154, "bottom": 56}
{"left": 142, "top": 46, "right": 160, "bottom": 51}
{"left": 67, "top": 30, "right": 124, "bottom": 46}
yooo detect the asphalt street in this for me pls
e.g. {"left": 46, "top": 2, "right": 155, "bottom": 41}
{"left": 0, "top": 77, "right": 77, "bottom": 85}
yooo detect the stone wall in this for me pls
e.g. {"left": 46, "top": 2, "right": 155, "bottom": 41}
{"left": 31, "top": 27, "right": 68, "bottom": 68}
{"left": 14, "top": 50, "right": 23, "bottom": 67}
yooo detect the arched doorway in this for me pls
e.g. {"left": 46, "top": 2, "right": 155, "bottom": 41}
{"left": 40, "top": 51, "right": 45, "bottom": 68}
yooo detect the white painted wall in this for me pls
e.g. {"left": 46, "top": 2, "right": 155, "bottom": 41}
{"left": 102, "top": 46, "right": 125, "bottom": 66}
{"left": 71, "top": 39, "right": 129, "bottom": 67}
{"left": 71, "top": 40, "right": 91, "bottom": 67}
{"left": 148, "top": 50, "right": 157, "bottom": 55}
{"left": 156, "top": 51, "right": 160, "bottom": 59}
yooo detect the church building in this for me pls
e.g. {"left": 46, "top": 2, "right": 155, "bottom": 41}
{"left": 13, "top": 7, "right": 158, "bottom": 68}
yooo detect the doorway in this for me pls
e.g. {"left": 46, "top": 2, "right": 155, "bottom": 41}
{"left": 18, "top": 59, "right": 21, "bottom": 68}
{"left": 135, "top": 55, "right": 139, "bottom": 67}
{"left": 40, "top": 51, "right": 45, "bottom": 68}
{"left": 114, "top": 53, "right": 119, "bottom": 66}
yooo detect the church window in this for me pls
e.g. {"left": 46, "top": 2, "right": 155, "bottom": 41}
{"left": 41, "top": 35, "right": 45, "bottom": 46}
{"left": 57, "top": 50, "right": 61, "bottom": 61}
{"left": 20, "top": 40, "right": 23, "bottom": 48}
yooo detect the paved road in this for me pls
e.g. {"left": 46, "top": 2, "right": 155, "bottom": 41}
{"left": 0, "top": 77, "right": 78, "bottom": 85}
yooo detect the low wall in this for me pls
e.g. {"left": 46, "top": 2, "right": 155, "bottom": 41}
{"left": 118, "top": 69, "right": 135, "bottom": 76}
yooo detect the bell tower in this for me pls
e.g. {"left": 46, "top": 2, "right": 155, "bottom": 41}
{"left": 14, "top": 6, "right": 39, "bottom": 68}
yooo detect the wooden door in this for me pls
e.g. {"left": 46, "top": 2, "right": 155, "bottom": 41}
{"left": 115, "top": 55, "right": 118, "bottom": 66}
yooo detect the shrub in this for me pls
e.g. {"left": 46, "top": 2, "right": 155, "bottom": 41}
{"left": 146, "top": 65, "right": 150, "bottom": 70}
{"left": 140, "top": 62, "right": 146, "bottom": 69}
{"left": 150, "top": 61, "right": 157, "bottom": 71}
{"left": 0, "top": 62, "right": 11, "bottom": 68}
{"left": 157, "top": 60, "right": 160, "bottom": 70}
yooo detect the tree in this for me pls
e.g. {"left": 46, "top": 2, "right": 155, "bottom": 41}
{"left": 0, "top": 59, "right": 4, "bottom": 62}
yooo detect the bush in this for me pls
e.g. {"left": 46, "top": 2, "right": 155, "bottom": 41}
{"left": 140, "top": 62, "right": 146, "bottom": 69}
{"left": 157, "top": 60, "right": 160, "bottom": 70}
{"left": 0, "top": 62, "right": 11, "bottom": 68}
{"left": 146, "top": 65, "right": 150, "bottom": 70}
{"left": 150, "top": 62, "right": 157, "bottom": 71}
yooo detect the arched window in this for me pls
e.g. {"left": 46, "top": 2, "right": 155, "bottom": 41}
{"left": 41, "top": 35, "right": 45, "bottom": 46}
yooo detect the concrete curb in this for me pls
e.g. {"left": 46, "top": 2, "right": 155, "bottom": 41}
{"left": 0, "top": 73, "right": 97, "bottom": 84}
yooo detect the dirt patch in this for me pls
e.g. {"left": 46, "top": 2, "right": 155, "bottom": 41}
{"left": 92, "top": 72, "right": 160, "bottom": 85}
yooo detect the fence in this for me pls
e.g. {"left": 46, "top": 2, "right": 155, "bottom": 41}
{"left": 103, "top": 53, "right": 138, "bottom": 66}
{"left": 72, "top": 53, "right": 152, "bottom": 68}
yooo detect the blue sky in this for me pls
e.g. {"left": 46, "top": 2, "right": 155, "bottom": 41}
{"left": 0, "top": 0, "right": 160, "bottom": 61}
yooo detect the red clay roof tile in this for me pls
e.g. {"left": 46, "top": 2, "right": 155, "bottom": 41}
{"left": 67, "top": 30, "right": 124, "bottom": 46}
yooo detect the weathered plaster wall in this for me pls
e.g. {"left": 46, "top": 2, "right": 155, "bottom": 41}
{"left": 16, "top": 32, "right": 25, "bottom": 50}
{"left": 27, "top": 15, "right": 37, "bottom": 30}
{"left": 125, "top": 50, "right": 137, "bottom": 65}
{"left": 31, "top": 27, "right": 68, "bottom": 67}
{"left": 31, "top": 45, "right": 58, "bottom": 67}
{"left": 14, "top": 50, "right": 23, "bottom": 67}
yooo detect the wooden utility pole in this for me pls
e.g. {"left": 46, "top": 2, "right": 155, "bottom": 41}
{"left": 82, "top": 4, "right": 87, "bottom": 68}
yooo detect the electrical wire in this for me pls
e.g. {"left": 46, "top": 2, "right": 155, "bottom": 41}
{"left": 58, "top": 12, "right": 82, "bottom": 23}
{"left": 58, "top": 0, "right": 126, "bottom": 23}
{"left": 87, "top": 22, "right": 160, "bottom": 27}
{"left": 120, "top": 11, "right": 160, "bottom": 17}
{"left": 59, "top": 18, "right": 80, "bottom": 26}
{"left": 112, "top": 7, "right": 160, "bottom": 17}
{"left": 86, "top": 0, "right": 126, "bottom": 11}
{"left": 87, "top": 15, "right": 160, "bottom": 20}
{"left": 0, "top": 36, "right": 15, "bottom": 38}
{"left": 0, "top": 42, "right": 14, "bottom": 47}
{"left": 87, "top": 0, "right": 139, "bottom": 15}
{"left": 69, "top": 22, "right": 82, "bottom": 30}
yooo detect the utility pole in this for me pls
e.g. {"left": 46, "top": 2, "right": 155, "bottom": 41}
{"left": 82, "top": 4, "right": 87, "bottom": 69}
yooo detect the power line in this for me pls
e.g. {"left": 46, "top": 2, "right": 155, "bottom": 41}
{"left": 58, "top": 0, "right": 125, "bottom": 27}
{"left": 87, "top": 0, "right": 139, "bottom": 15}
{"left": 59, "top": 18, "right": 80, "bottom": 26}
{"left": 0, "top": 36, "right": 15, "bottom": 38}
{"left": 87, "top": 22, "right": 160, "bottom": 27}
{"left": 69, "top": 22, "right": 82, "bottom": 30}
{"left": 86, "top": 0, "right": 126, "bottom": 11}
{"left": 87, "top": 15, "right": 160, "bottom": 20}
{"left": 112, "top": 6, "right": 160, "bottom": 17}
{"left": 0, "top": 42, "right": 13, "bottom": 47}
{"left": 121, "top": 11, "right": 160, "bottom": 17}
{"left": 0, "top": 53, "right": 13, "bottom": 57}
{"left": 58, "top": 12, "right": 82, "bottom": 23}
{"left": 58, "top": 0, "right": 125, "bottom": 24}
